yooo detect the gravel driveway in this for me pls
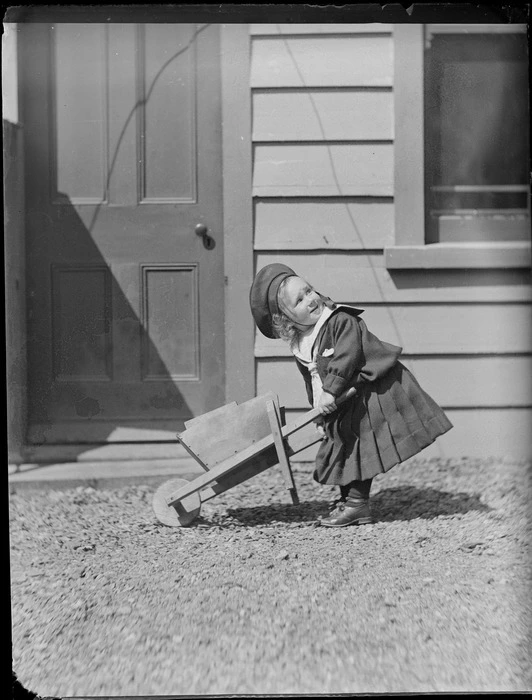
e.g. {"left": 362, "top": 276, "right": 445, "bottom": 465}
{"left": 10, "top": 457, "right": 532, "bottom": 696}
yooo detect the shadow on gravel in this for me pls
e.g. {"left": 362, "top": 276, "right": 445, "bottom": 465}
{"left": 371, "top": 485, "right": 492, "bottom": 522}
{"left": 220, "top": 486, "right": 491, "bottom": 527}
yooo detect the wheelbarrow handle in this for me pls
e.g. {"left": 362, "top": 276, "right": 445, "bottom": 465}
{"left": 282, "top": 386, "right": 357, "bottom": 437}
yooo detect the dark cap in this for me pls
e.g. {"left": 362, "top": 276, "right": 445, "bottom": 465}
{"left": 249, "top": 263, "right": 297, "bottom": 338}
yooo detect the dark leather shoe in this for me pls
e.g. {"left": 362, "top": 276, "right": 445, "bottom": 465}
{"left": 319, "top": 498, "right": 373, "bottom": 527}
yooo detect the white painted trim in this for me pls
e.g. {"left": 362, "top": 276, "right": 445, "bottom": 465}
{"left": 221, "top": 23, "right": 255, "bottom": 404}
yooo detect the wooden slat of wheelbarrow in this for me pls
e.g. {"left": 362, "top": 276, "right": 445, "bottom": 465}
{"left": 166, "top": 435, "right": 275, "bottom": 507}
{"left": 200, "top": 421, "right": 323, "bottom": 502}
{"left": 177, "top": 392, "right": 278, "bottom": 472}
{"left": 166, "top": 388, "right": 355, "bottom": 508}
{"left": 200, "top": 444, "right": 279, "bottom": 501}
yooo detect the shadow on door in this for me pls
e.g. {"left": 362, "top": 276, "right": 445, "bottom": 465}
{"left": 25, "top": 190, "right": 196, "bottom": 460}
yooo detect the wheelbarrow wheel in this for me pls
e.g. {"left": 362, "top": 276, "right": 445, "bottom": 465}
{"left": 152, "top": 478, "right": 201, "bottom": 527}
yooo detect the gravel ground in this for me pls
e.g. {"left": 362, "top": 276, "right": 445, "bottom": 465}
{"left": 10, "top": 457, "right": 532, "bottom": 696}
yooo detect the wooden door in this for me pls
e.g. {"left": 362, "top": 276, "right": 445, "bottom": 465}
{"left": 20, "top": 22, "right": 225, "bottom": 443}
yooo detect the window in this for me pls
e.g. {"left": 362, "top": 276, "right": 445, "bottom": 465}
{"left": 425, "top": 26, "right": 529, "bottom": 244}
{"left": 385, "top": 24, "right": 531, "bottom": 269}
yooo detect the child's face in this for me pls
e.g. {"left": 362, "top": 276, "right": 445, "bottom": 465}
{"left": 279, "top": 276, "right": 324, "bottom": 328}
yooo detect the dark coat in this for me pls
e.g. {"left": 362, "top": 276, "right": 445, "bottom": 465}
{"left": 295, "top": 306, "right": 453, "bottom": 485}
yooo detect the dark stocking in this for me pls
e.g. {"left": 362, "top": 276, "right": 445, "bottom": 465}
{"left": 340, "top": 478, "right": 373, "bottom": 502}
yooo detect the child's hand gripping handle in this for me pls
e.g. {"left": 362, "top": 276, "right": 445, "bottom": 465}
{"left": 287, "top": 387, "right": 357, "bottom": 435}
{"left": 315, "top": 386, "right": 356, "bottom": 417}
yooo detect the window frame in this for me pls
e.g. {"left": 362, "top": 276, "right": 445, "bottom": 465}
{"left": 384, "top": 23, "right": 531, "bottom": 270}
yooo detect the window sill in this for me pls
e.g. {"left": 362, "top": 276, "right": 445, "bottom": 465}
{"left": 384, "top": 242, "right": 531, "bottom": 270}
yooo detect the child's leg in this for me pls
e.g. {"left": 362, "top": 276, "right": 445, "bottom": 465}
{"left": 339, "top": 483, "right": 350, "bottom": 500}
{"left": 345, "top": 478, "right": 372, "bottom": 502}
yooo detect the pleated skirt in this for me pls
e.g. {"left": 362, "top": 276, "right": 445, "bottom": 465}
{"left": 314, "top": 361, "right": 453, "bottom": 485}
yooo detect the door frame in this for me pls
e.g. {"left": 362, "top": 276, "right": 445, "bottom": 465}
{"left": 220, "top": 24, "right": 255, "bottom": 406}
{"left": 6, "top": 22, "right": 255, "bottom": 464}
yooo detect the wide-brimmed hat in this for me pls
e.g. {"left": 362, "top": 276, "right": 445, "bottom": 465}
{"left": 249, "top": 263, "right": 297, "bottom": 338}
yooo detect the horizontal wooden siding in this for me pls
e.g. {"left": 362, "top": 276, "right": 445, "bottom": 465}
{"left": 250, "top": 24, "right": 532, "bottom": 458}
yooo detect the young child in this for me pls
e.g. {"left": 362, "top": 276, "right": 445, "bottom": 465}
{"left": 249, "top": 263, "right": 453, "bottom": 527}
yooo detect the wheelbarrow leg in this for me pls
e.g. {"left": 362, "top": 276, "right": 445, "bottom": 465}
{"left": 266, "top": 399, "right": 299, "bottom": 505}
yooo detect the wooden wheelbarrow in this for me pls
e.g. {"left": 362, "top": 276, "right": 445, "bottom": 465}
{"left": 152, "top": 388, "right": 355, "bottom": 527}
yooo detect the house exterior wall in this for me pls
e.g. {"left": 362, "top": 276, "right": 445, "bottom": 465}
{"left": 249, "top": 23, "right": 532, "bottom": 459}
{"left": 4, "top": 23, "right": 28, "bottom": 464}
{"left": 4, "top": 119, "right": 27, "bottom": 464}
{"left": 5, "top": 20, "right": 531, "bottom": 466}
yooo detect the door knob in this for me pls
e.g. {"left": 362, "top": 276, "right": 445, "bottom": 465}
{"left": 195, "top": 223, "right": 215, "bottom": 250}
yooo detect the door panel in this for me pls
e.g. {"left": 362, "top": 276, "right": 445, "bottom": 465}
{"left": 140, "top": 24, "right": 196, "bottom": 202}
{"left": 21, "top": 22, "right": 225, "bottom": 443}
{"left": 141, "top": 264, "right": 199, "bottom": 379}
{"left": 51, "top": 266, "right": 113, "bottom": 381}
{"left": 54, "top": 23, "right": 107, "bottom": 202}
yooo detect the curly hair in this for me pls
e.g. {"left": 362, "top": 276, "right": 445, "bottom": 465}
{"left": 271, "top": 277, "right": 302, "bottom": 346}
{"left": 271, "top": 311, "right": 301, "bottom": 346}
